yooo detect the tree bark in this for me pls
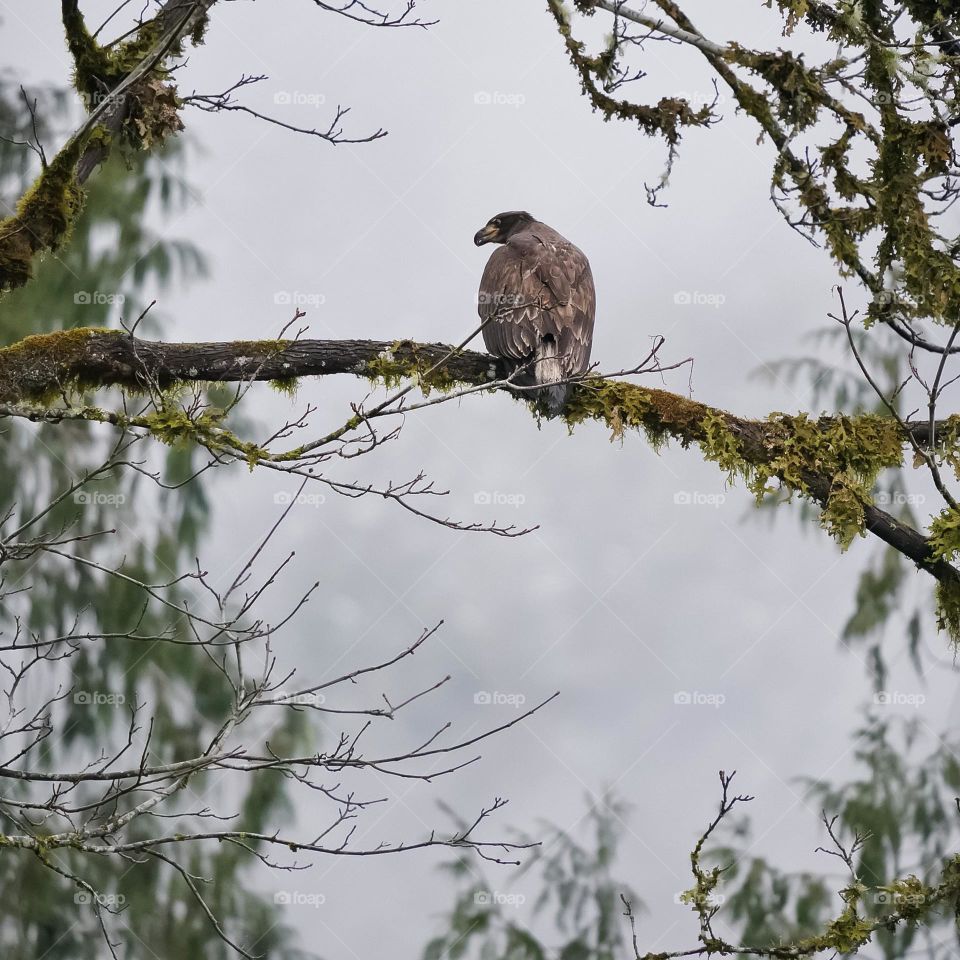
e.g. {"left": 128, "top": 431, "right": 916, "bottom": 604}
{"left": 0, "top": 331, "right": 508, "bottom": 400}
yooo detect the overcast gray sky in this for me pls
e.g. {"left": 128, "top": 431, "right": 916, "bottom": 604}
{"left": 3, "top": 2, "right": 960, "bottom": 957}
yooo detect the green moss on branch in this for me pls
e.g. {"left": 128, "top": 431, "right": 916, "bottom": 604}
{"left": 361, "top": 340, "right": 479, "bottom": 395}
{"left": 0, "top": 139, "right": 86, "bottom": 291}
{"left": 0, "top": 327, "right": 121, "bottom": 401}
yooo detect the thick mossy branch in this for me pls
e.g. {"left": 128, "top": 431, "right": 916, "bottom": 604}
{"left": 2, "top": 329, "right": 959, "bottom": 617}
{"left": 62, "top": 0, "right": 165, "bottom": 104}
{"left": 0, "top": 140, "right": 86, "bottom": 292}
{"left": 0, "top": 331, "right": 506, "bottom": 403}
{"left": 0, "top": 327, "right": 121, "bottom": 401}
{"left": 0, "top": 0, "right": 211, "bottom": 292}
{"left": 567, "top": 377, "right": 905, "bottom": 521}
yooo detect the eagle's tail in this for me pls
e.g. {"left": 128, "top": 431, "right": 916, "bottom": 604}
{"left": 534, "top": 335, "right": 570, "bottom": 417}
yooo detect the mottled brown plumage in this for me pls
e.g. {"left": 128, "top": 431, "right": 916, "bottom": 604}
{"left": 474, "top": 211, "right": 596, "bottom": 415}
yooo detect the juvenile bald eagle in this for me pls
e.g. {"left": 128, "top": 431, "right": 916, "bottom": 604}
{"left": 474, "top": 211, "right": 596, "bottom": 416}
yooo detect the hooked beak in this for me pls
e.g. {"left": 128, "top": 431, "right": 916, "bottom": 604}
{"left": 474, "top": 224, "right": 498, "bottom": 246}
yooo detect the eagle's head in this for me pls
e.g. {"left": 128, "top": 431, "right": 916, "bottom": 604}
{"left": 474, "top": 210, "right": 534, "bottom": 246}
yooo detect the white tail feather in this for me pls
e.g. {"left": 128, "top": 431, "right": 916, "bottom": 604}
{"left": 534, "top": 337, "right": 570, "bottom": 416}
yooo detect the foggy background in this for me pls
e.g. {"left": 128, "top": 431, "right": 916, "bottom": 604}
{"left": 3, "top": 1, "right": 958, "bottom": 956}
